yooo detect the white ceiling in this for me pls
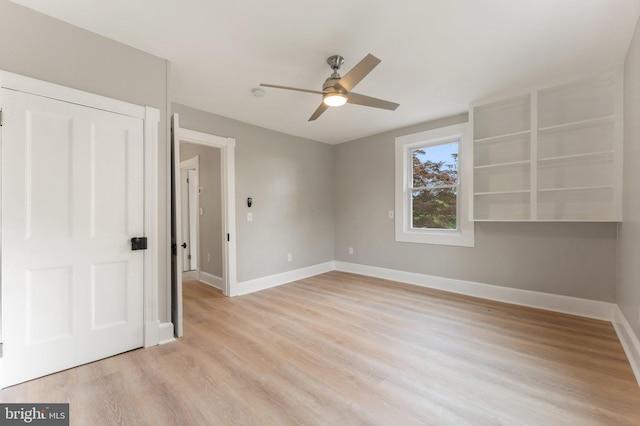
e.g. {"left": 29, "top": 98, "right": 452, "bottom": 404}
{"left": 9, "top": 0, "right": 640, "bottom": 144}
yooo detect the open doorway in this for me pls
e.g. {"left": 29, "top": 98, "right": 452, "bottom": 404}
{"left": 171, "top": 114, "right": 237, "bottom": 337}
{"left": 179, "top": 147, "right": 224, "bottom": 287}
{"left": 180, "top": 155, "right": 200, "bottom": 279}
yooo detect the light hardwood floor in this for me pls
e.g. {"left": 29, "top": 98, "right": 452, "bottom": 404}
{"left": 2, "top": 271, "right": 640, "bottom": 425}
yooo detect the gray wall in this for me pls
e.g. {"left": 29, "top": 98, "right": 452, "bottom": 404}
{"left": 180, "top": 143, "right": 223, "bottom": 278}
{"left": 172, "top": 103, "right": 335, "bottom": 283}
{"left": 334, "top": 115, "right": 618, "bottom": 302}
{"left": 617, "top": 17, "right": 640, "bottom": 337}
{"left": 0, "top": 0, "right": 172, "bottom": 321}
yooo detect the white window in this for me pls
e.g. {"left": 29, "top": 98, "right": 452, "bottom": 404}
{"left": 395, "top": 122, "right": 474, "bottom": 247}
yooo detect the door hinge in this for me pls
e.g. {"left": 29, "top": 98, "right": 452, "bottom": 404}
{"left": 187, "top": 254, "right": 191, "bottom": 260}
{"left": 0, "top": 108, "right": 3, "bottom": 126}
{"left": 0, "top": 342, "right": 3, "bottom": 357}
{"left": 227, "top": 233, "right": 230, "bottom": 242}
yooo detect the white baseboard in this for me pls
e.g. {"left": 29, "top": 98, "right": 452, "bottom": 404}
{"left": 334, "top": 261, "right": 615, "bottom": 321}
{"left": 158, "top": 322, "right": 175, "bottom": 345}
{"left": 612, "top": 306, "right": 640, "bottom": 385}
{"left": 143, "top": 320, "right": 160, "bottom": 348}
{"left": 234, "top": 261, "right": 335, "bottom": 296}
{"left": 182, "top": 270, "right": 198, "bottom": 281}
{"left": 198, "top": 270, "right": 224, "bottom": 290}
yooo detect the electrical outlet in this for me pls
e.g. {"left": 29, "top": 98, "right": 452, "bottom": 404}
{"left": 348, "top": 247, "right": 354, "bottom": 255}
{"left": 287, "top": 253, "right": 292, "bottom": 262}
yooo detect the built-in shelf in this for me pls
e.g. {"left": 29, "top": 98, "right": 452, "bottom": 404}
{"left": 538, "top": 151, "right": 613, "bottom": 164}
{"left": 470, "top": 70, "right": 622, "bottom": 222}
{"left": 474, "top": 190, "right": 531, "bottom": 196}
{"left": 474, "top": 160, "right": 530, "bottom": 170}
{"left": 474, "top": 130, "right": 531, "bottom": 144}
{"left": 538, "top": 185, "right": 614, "bottom": 193}
{"left": 474, "top": 132, "right": 530, "bottom": 168}
{"left": 538, "top": 116, "right": 615, "bottom": 134}
{"left": 473, "top": 94, "right": 530, "bottom": 141}
{"left": 474, "top": 190, "right": 531, "bottom": 221}
{"left": 538, "top": 186, "right": 614, "bottom": 221}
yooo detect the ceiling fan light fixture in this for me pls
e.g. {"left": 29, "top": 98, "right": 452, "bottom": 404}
{"left": 323, "top": 92, "right": 347, "bottom": 107}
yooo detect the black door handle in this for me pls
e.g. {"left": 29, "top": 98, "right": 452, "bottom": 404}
{"left": 131, "top": 237, "right": 148, "bottom": 251}
{"left": 181, "top": 242, "right": 187, "bottom": 249}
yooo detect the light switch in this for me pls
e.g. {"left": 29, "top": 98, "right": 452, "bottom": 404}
{"left": 247, "top": 212, "right": 253, "bottom": 222}
{"left": 200, "top": 207, "right": 204, "bottom": 215}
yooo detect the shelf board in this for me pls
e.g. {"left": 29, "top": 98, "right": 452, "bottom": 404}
{"left": 536, "top": 216, "right": 618, "bottom": 222}
{"left": 538, "top": 115, "right": 614, "bottom": 134}
{"left": 473, "top": 219, "right": 531, "bottom": 222}
{"left": 538, "top": 150, "right": 613, "bottom": 164}
{"left": 474, "top": 130, "right": 530, "bottom": 144}
{"left": 475, "top": 218, "right": 619, "bottom": 223}
{"left": 538, "top": 185, "right": 613, "bottom": 193}
{"left": 474, "top": 190, "right": 531, "bottom": 196}
{"left": 474, "top": 160, "right": 530, "bottom": 170}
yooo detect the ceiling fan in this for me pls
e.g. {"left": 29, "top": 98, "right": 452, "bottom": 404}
{"left": 260, "top": 53, "right": 400, "bottom": 121}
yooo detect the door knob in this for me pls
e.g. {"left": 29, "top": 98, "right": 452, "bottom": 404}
{"left": 181, "top": 242, "right": 187, "bottom": 248}
{"left": 131, "top": 237, "right": 148, "bottom": 251}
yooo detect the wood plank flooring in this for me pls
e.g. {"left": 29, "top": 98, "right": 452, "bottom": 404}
{"left": 2, "top": 271, "right": 640, "bottom": 425}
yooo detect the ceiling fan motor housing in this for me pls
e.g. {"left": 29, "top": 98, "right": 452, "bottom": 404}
{"left": 323, "top": 77, "right": 345, "bottom": 95}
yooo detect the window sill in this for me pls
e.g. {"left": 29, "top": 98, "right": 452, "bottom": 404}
{"left": 395, "top": 228, "right": 475, "bottom": 247}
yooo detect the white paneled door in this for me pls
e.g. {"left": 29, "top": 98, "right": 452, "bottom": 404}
{"left": 1, "top": 88, "right": 144, "bottom": 387}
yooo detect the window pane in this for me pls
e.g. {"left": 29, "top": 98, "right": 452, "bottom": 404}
{"left": 411, "top": 142, "right": 458, "bottom": 188}
{"left": 412, "top": 188, "right": 457, "bottom": 229}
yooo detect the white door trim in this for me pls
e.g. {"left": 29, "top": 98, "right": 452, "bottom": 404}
{"left": 172, "top": 114, "right": 236, "bottom": 308}
{"left": 0, "top": 70, "right": 161, "bottom": 348}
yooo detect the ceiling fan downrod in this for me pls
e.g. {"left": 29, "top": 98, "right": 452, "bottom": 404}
{"left": 327, "top": 55, "right": 344, "bottom": 79}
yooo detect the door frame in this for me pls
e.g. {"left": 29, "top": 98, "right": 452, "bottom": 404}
{"left": 0, "top": 70, "right": 161, "bottom": 348}
{"left": 172, "top": 113, "right": 236, "bottom": 337}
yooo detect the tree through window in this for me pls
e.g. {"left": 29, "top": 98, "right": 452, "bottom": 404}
{"left": 410, "top": 141, "right": 459, "bottom": 229}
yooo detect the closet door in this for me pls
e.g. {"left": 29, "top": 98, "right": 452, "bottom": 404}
{"left": 1, "top": 88, "right": 144, "bottom": 387}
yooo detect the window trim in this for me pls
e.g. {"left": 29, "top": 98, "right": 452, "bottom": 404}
{"left": 395, "top": 122, "right": 474, "bottom": 247}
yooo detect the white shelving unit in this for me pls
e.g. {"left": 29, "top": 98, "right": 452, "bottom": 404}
{"left": 471, "top": 71, "right": 622, "bottom": 222}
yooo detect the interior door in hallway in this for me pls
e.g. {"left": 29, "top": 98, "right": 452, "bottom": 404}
{"left": 1, "top": 88, "right": 145, "bottom": 388}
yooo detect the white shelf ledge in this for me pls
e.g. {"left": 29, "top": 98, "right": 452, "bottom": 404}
{"left": 538, "top": 151, "right": 613, "bottom": 164}
{"left": 474, "top": 190, "right": 531, "bottom": 196}
{"left": 538, "top": 115, "right": 614, "bottom": 134}
{"left": 538, "top": 185, "right": 613, "bottom": 193}
{"left": 474, "top": 160, "right": 530, "bottom": 170}
{"left": 474, "top": 130, "right": 530, "bottom": 144}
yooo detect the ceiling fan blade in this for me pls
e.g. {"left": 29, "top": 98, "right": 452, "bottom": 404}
{"left": 347, "top": 92, "right": 399, "bottom": 111}
{"left": 260, "top": 83, "right": 324, "bottom": 95}
{"left": 308, "top": 103, "right": 329, "bottom": 121}
{"left": 337, "top": 54, "right": 381, "bottom": 92}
